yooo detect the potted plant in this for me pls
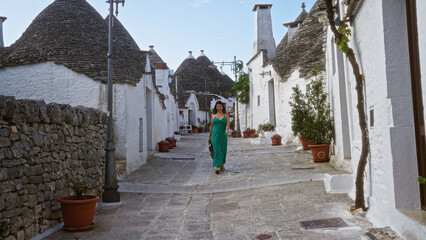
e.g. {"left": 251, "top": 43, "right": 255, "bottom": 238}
{"left": 174, "top": 131, "right": 181, "bottom": 141}
{"left": 289, "top": 84, "right": 312, "bottom": 150}
{"left": 192, "top": 125, "right": 199, "bottom": 133}
{"left": 257, "top": 123, "right": 275, "bottom": 135}
{"left": 231, "top": 129, "right": 237, "bottom": 138}
{"left": 243, "top": 128, "right": 257, "bottom": 138}
{"left": 198, "top": 126, "right": 204, "bottom": 133}
{"left": 165, "top": 137, "right": 175, "bottom": 149}
{"left": 58, "top": 176, "right": 99, "bottom": 232}
{"left": 179, "top": 126, "right": 186, "bottom": 135}
{"left": 271, "top": 134, "right": 282, "bottom": 146}
{"left": 304, "top": 74, "right": 334, "bottom": 162}
{"left": 158, "top": 140, "right": 169, "bottom": 152}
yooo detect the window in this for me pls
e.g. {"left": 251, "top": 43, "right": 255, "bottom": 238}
{"left": 257, "top": 95, "right": 260, "bottom": 106}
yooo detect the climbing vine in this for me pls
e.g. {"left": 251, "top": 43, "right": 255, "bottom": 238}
{"left": 325, "top": 0, "right": 370, "bottom": 212}
{"left": 232, "top": 60, "right": 250, "bottom": 104}
{"left": 335, "top": 20, "right": 351, "bottom": 54}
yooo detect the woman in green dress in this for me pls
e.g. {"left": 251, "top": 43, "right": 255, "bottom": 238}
{"left": 209, "top": 101, "right": 230, "bottom": 174}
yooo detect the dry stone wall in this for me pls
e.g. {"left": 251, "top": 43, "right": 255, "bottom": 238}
{"left": 0, "top": 96, "right": 107, "bottom": 240}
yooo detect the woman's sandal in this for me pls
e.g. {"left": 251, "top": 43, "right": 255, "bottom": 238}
{"left": 215, "top": 169, "right": 220, "bottom": 174}
{"left": 220, "top": 166, "right": 225, "bottom": 172}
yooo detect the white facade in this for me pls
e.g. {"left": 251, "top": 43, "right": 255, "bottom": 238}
{"left": 178, "top": 92, "right": 234, "bottom": 130}
{"left": 245, "top": 50, "right": 316, "bottom": 144}
{"left": 326, "top": 0, "right": 426, "bottom": 238}
{"left": 0, "top": 61, "right": 179, "bottom": 175}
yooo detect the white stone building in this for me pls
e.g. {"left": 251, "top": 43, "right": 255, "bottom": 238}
{"left": 325, "top": 0, "right": 426, "bottom": 238}
{"left": 0, "top": 0, "right": 179, "bottom": 175}
{"left": 242, "top": 2, "right": 326, "bottom": 144}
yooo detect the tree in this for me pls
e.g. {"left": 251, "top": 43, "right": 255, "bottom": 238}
{"left": 232, "top": 60, "right": 249, "bottom": 104}
{"left": 325, "top": 0, "right": 370, "bottom": 211}
{"left": 303, "top": 72, "right": 334, "bottom": 145}
{"left": 289, "top": 85, "right": 308, "bottom": 137}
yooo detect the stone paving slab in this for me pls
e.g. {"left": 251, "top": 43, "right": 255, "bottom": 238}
{"left": 119, "top": 133, "right": 349, "bottom": 194}
{"left": 46, "top": 181, "right": 374, "bottom": 240}
{"left": 44, "top": 134, "right": 402, "bottom": 239}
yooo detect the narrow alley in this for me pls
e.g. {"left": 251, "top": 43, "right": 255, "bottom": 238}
{"left": 45, "top": 134, "right": 398, "bottom": 240}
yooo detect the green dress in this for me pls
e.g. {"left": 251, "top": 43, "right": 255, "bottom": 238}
{"left": 210, "top": 116, "right": 228, "bottom": 167}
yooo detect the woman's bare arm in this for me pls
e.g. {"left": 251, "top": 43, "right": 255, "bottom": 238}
{"left": 209, "top": 114, "right": 214, "bottom": 141}
{"left": 225, "top": 114, "right": 230, "bottom": 135}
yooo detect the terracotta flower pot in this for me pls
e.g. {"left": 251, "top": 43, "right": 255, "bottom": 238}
{"left": 308, "top": 144, "right": 330, "bottom": 162}
{"left": 231, "top": 130, "right": 237, "bottom": 138}
{"left": 271, "top": 136, "right": 282, "bottom": 146}
{"left": 192, "top": 128, "right": 199, "bottom": 133}
{"left": 165, "top": 138, "right": 174, "bottom": 149}
{"left": 158, "top": 141, "right": 169, "bottom": 152}
{"left": 243, "top": 130, "right": 256, "bottom": 138}
{"left": 58, "top": 195, "right": 100, "bottom": 232}
{"left": 299, "top": 136, "right": 313, "bottom": 150}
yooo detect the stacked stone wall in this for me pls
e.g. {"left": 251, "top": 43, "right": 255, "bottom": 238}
{"left": 0, "top": 96, "right": 107, "bottom": 240}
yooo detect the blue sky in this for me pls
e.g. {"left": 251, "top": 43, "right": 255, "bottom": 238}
{"left": 1, "top": 0, "right": 317, "bottom": 77}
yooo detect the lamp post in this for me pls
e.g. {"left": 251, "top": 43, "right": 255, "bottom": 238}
{"left": 212, "top": 56, "right": 241, "bottom": 137}
{"left": 103, "top": 0, "right": 124, "bottom": 203}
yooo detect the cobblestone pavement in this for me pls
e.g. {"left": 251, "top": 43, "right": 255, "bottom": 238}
{"left": 45, "top": 133, "right": 399, "bottom": 240}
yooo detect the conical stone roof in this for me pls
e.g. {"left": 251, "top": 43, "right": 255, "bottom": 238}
{"left": 196, "top": 54, "right": 234, "bottom": 97}
{"left": 271, "top": 0, "right": 326, "bottom": 80}
{"left": 175, "top": 55, "right": 212, "bottom": 103}
{"left": 0, "top": 0, "right": 144, "bottom": 84}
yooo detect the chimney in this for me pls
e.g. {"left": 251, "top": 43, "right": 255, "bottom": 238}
{"left": 252, "top": 5, "right": 276, "bottom": 60}
{"left": 187, "top": 51, "right": 194, "bottom": 59}
{"left": 144, "top": 53, "right": 151, "bottom": 73}
{"left": 0, "top": 17, "right": 6, "bottom": 48}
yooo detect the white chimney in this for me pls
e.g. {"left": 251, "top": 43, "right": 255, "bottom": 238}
{"left": 253, "top": 4, "right": 276, "bottom": 60}
{"left": 187, "top": 51, "right": 194, "bottom": 59}
{"left": 145, "top": 53, "right": 151, "bottom": 73}
{"left": 0, "top": 17, "right": 7, "bottom": 48}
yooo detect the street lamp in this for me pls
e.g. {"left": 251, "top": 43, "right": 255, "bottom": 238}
{"left": 212, "top": 56, "right": 241, "bottom": 137}
{"left": 103, "top": 0, "right": 124, "bottom": 204}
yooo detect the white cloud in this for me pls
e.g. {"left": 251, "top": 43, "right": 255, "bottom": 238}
{"left": 191, "top": 0, "right": 210, "bottom": 7}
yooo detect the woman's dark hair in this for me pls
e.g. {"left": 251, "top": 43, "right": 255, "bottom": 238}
{"left": 212, "top": 101, "right": 226, "bottom": 114}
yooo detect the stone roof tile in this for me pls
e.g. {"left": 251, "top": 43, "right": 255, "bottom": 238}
{"left": 271, "top": 0, "right": 326, "bottom": 80}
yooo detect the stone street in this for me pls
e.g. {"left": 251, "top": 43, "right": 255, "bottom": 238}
{"left": 45, "top": 133, "right": 395, "bottom": 240}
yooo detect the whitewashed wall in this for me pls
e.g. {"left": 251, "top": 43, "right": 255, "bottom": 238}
{"left": 247, "top": 52, "right": 272, "bottom": 130}
{"left": 326, "top": 1, "right": 425, "bottom": 238}
{"left": 0, "top": 62, "right": 169, "bottom": 175}
{"left": 247, "top": 51, "right": 317, "bottom": 144}
{"left": 0, "top": 62, "right": 106, "bottom": 110}
{"left": 273, "top": 68, "right": 314, "bottom": 144}
{"left": 147, "top": 70, "right": 179, "bottom": 151}
{"left": 116, "top": 80, "right": 146, "bottom": 173}
{"left": 237, "top": 102, "right": 248, "bottom": 131}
